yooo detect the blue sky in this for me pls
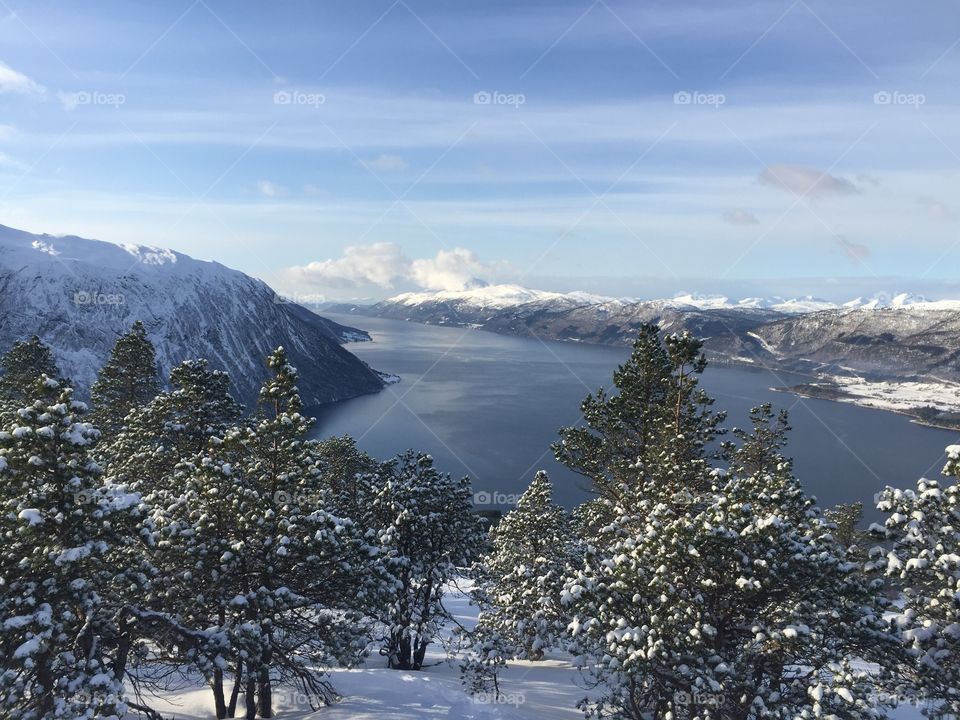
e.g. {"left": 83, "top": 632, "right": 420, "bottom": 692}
{"left": 1, "top": 0, "right": 958, "bottom": 300}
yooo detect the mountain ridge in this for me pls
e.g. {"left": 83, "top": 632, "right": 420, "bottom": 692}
{"left": 0, "top": 224, "right": 386, "bottom": 408}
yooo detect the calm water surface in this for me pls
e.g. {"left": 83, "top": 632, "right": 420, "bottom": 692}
{"left": 311, "top": 314, "right": 960, "bottom": 521}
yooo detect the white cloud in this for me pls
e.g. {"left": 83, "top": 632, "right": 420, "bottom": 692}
{"left": 410, "top": 248, "right": 488, "bottom": 291}
{"left": 722, "top": 208, "right": 759, "bottom": 226}
{"left": 0, "top": 61, "right": 44, "bottom": 95}
{"left": 917, "top": 196, "right": 955, "bottom": 221}
{"left": 289, "top": 244, "right": 493, "bottom": 291}
{"left": 366, "top": 154, "right": 407, "bottom": 172}
{"left": 257, "top": 180, "right": 286, "bottom": 198}
{"left": 290, "top": 242, "right": 410, "bottom": 288}
{"left": 759, "top": 164, "right": 859, "bottom": 198}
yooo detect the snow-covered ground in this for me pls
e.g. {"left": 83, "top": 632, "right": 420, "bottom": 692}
{"left": 802, "top": 375, "right": 960, "bottom": 417}
{"left": 133, "top": 580, "right": 933, "bottom": 719}
{"left": 136, "top": 581, "right": 587, "bottom": 720}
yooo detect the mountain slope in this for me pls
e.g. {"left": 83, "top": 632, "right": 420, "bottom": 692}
{"left": 0, "top": 224, "right": 385, "bottom": 407}
{"left": 335, "top": 284, "right": 960, "bottom": 381}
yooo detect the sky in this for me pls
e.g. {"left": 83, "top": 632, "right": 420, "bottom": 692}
{"left": 0, "top": 0, "right": 959, "bottom": 301}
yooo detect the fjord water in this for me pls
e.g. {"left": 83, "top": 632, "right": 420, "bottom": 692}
{"left": 312, "top": 314, "right": 959, "bottom": 521}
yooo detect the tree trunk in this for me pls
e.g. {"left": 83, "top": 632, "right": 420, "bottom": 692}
{"left": 213, "top": 668, "right": 227, "bottom": 719}
{"left": 245, "top": 672, "right": 257, "bottom": 720}
{"left": 413, "top": 638, "right": 427, "bottom": 670}
{"left": 213, "top": 608, "right": 227, "bottom": 718}
{"left": 228, "top": 660, "right": 244, "bottom": 717}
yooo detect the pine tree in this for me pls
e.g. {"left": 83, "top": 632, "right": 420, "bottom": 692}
{"left": 476, "top": 471, "right": 573, "bottom": 660}
{"left": 825, "top": 501, "right": 866, "bottom": 553}
{"left": 556, "top": 330, "right": 900, "bottom": 718}
{"left": 0, "top": 376, "right": 137, "bottom": 719}
{"left": 371, "top": 451, "right": 485, "bottom": 671}
{"left": 553, "top": 325, "right": 725, "bottom": 505}
{"left": 146, "top": 348, "right": 386, "bottom": 718}
{"left": 874, "top": 444, "right": 960, "bottom": 714}
{"left": 0, "top": 336, "right": 59, "bottom": 413}
{"left": 310, "top": 435, "right": 378, "bottom": 522}
{"left": 460, "top": 471, "right": 576, "bottom": 698}
{"left": 102, "top": 358, "right": 241, "bottom": 494}
{"left": 90, "top": 321, "right": 160, "bottom": 437}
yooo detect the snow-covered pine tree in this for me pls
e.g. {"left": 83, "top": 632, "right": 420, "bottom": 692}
{"left": 557, "top": 328, "right": 900, "bottom": 718}
{"left": 570, "top": 497, "right": 616, "bottom": 547}
{"left": 475, "top": 471, "right": 573, "bottom": 661}
{"left": 0, "top": 336, "right": 60, "bottom": 414}
{"left": 460, "top": 471, "right": 576, "bottom": 697}
{"left": 147, "top": 348, "right": 385, "bottom": 718}
{"left": 873, "top": 444, "right": 960, "bottom": 714}
{"left": 371, "top": 451, "right": 485, "bottom": 671}
{"left": 553, "top": 324, "right": 725, "bottom": 505}
{"left": 90, "top": 321, "right": 160, "bottom": 437}
{"left": 825, "top": 501, "right": 866, "bottom": 554}
{"left": 309, "top": 435, "right": 378, "bottom": 523}
{"left": 0, "top": 376, "right": 138, "bottom": 719}
{"left": 102, "top": 358, "right": 242, "bottom": 494}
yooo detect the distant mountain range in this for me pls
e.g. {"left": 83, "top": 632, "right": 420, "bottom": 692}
{"left": 0, "top": 224, "right": 386, "bottom": 408}
{"left": 326, "top": 284, "right": 960, "bottom": 427}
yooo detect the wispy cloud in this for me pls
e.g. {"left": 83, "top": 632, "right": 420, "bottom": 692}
{"left": 722, "top": 208, "right": 759, "bottom": 226}
{"left": 759, "top": 164, "right": 859, "bottom": 198}
{"left": 917, "top": 195, "right": 955, "bottom": 221}
{"left": 365, "top": 154, "right": 408, "bottom": 172}
{"left": 257, "top": 180, "right": 286, "bottom": 198}
{"left": 836, "top": 235, "right": 870, "bottom": 262}
{"left": 0, "top": 61, "right": 45, "bottom": 96}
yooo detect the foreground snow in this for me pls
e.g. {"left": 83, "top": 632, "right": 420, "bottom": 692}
{"left": 135, "top": 579, "right": 933, "bottom": 719}
{"left": 138, "top": 582, "right": 586, "bottom": 719}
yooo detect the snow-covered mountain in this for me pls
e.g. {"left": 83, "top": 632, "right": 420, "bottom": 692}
{"left": 0, "top": 224, "right": 385, "bottom": 407}
{"left": 328, "top": 283, "right": 960, "bottom": 384}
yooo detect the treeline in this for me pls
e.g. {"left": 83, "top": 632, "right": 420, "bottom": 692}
{"left": 1, "top": 323, "right": 958, "bottom": 719}
{"left": 0, "top": 323, "right": 484, "bottom": 720}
